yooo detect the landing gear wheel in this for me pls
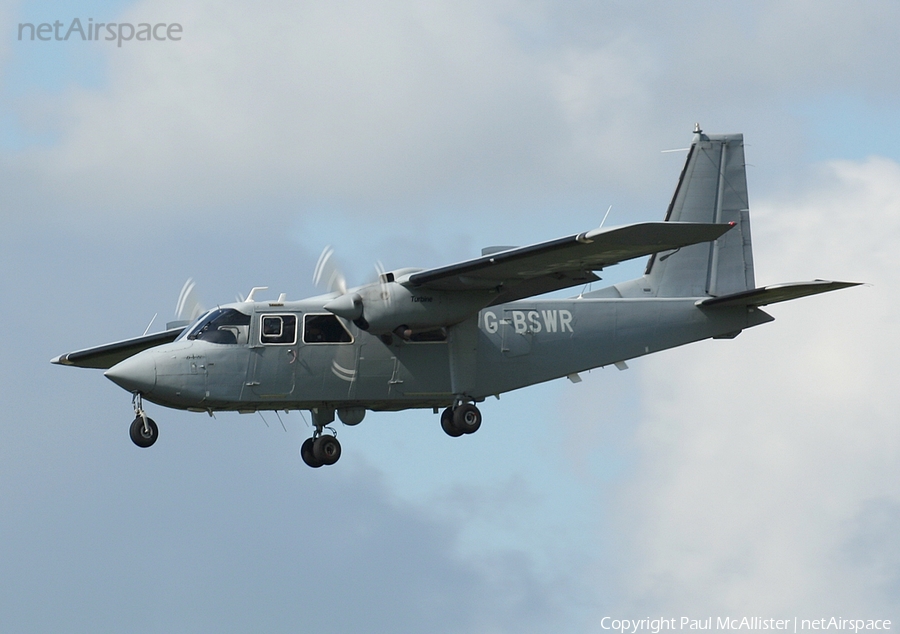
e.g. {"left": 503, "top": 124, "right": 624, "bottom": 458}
{"left": 300, "top": 438, "right": 323, "bottom": 468}
{"left": 441, "top": 407, "right": 463, "bottom": 437}
{"left": 129, "top": 415, "right": 158, "bottom": 448}
{"left": 452, "top": 403, "right": 482, "bottom": 435}
{"left": 313, "top": 435, "right": 342, "bottom": 466}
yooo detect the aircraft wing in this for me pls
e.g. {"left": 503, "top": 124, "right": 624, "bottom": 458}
{"left": 51, "top": 327, "right": 185, "bottom": 370}
{"left": 698, "top": 280, "right": 863, "bottom": 308}
{"left": 406, "top": 221, "right": 734, "bottom": 304}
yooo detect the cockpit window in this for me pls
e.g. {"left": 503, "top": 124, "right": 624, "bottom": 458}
{"left": 303, "top": 314, "right": 353, "bottom": 344}
{"left": 260, "top": 314, "right": 297, "bottom": 345}
{"left": 181, "top": 308, "right": 251, "bottom": 345}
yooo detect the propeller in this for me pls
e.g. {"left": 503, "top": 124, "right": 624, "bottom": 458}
{"left": 313, "top": 246, "right": 368, "bottom": 327}
{"left": 313, "top": 246, "right": 348, "bottom": 295}
{"left": 165, "top": 278, "right": 206, "bottom": 330}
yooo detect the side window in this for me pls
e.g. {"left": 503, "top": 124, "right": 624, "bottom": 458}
{"left": 303, "top": 314, "right": 353, "bottom": 344}
{"left": 260, "top": 315, "right": 297, "bottom": 345}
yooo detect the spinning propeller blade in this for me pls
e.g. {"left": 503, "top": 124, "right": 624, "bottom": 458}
{"left": 313, "top": 246, "right": 348, "bottom": 295}
{"left": 175, "top": 278, "right": 206, "bottom": 323}
{"left": 374, "top": 260, "right": 393, "bottom": 306}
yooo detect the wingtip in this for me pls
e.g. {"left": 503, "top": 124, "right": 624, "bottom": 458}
{"left": 812, "top": 279, "right": 866, "bottom": 290}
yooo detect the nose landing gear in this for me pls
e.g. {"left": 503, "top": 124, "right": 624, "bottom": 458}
{"left": 129, "top": 393, "right": 159, "bottom": 448}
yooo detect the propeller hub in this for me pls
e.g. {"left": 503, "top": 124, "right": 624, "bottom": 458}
{"left": 323, "top": 292, "right": 363, "bottom": 321}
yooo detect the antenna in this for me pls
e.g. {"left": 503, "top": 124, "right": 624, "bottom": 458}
{"left": 142, "top": 313, "right": 157, "bottom": 336}
{"left": 244, "top": 286, "right": 269, "bottom": 302}
{"left": 274, "top": 410, "right": 287, "bottom": 432}
{"left": 598, "top": 205, "right": 613, "bottom": 230}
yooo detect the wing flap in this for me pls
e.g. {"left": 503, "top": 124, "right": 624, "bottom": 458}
{"left": 699, "top": 280, "right": 862, "bottom": 308}
{"left": 51, "top": 327, "right": 185, "bottom": 370}
{"left": 407, "top": 221, "right": 733, "bottom": 303}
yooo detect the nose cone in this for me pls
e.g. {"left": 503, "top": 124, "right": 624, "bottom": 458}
{"left": 105, "top": 352, "right": 157, "bottom": 394}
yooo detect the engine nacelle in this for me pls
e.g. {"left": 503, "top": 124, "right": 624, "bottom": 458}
{"left": 324, "top": 281, "right": 494, "bottom": 335}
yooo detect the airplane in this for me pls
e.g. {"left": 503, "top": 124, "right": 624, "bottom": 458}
{"left": 52, "top": 127, "right": 861, "bottom": 467}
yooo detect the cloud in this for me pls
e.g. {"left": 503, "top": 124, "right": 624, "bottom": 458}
{"left": 7, "top": 0, "right": 900, "bottom": 235}
{"left": 0, "top": 420, "right": 570, "bottom": 633}
{"left": 7, "top": 0, "right": 576, "bottom": 219}
{"left": 579, "top": 155, "right": 900, "bottom": 617}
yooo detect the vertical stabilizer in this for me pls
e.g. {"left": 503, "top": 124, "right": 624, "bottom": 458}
{"left": 616, "top": 128, "right": 755, "bottom": 298}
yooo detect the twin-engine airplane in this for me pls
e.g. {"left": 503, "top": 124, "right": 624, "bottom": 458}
{"left": 53, "top": 128, "right": 860, "bottom": 467}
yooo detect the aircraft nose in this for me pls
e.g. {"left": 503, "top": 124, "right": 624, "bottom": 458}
{"left": 104, "top": 353, "right": 157, "bottom": 394}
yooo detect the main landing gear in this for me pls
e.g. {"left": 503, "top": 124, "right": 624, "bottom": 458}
{"left": 300, "top": 408, "right": 342, "bottom": 468}
{"left": 440, "top": 402, "right": 482, "bottom": 437}
{"left": 300, "top": 431, "right": 342, "bottom": 468}
{"left": 129, "top": 393, "right": 159, "bottom": 448}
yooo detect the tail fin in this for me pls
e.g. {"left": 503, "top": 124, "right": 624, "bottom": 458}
{"left": 618, "top": 128, "right": 754, "bottom": 298}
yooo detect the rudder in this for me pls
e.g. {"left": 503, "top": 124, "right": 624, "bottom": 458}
{"left": 617, "top": 128, "right": 755, "bottom": 298}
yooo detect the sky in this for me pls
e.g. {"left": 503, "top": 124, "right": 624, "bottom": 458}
{"left": 1, "top": 1, "right": 899, "bottom": 632}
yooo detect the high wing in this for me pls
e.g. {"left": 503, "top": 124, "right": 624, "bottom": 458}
{"left": 51, "top": 327, "right": 185, "bottom": 369}
{"left": 698, "top": 280, "right": 863, "bottom": 308}
{"left": 405, "top": 221, "right": 734, "bottom": 305}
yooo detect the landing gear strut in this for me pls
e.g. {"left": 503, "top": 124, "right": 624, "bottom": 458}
{"left": 129, "top": 393, "right": 158, "bottom": 448}
{"left": 300, "top": 409, "right": 342, "bottom": 468}
{"left": 440, "top": 402, "right": 482, "bottom": 437}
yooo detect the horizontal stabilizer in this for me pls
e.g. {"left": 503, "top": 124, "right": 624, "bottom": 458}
{"left": 51, "top": 327, "right": 185, "bottom": 369}
{"left": 698, "top": 280, "right": 862, "bottom": 308}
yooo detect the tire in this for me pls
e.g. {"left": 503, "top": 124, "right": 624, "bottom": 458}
{"left": 313, "top": 435, "right": 341, "bottom": 466}
{"left": 129, "top": 416, "right": 159, "bottom": 448}
{"left": 452, "top": 403, "right": 481, "bottom": 434}
{"left": 441, "top": 407, "right": 463, "bottom": 437}
{"left": 300, "top": 438, "right": 323, "bottom": 468}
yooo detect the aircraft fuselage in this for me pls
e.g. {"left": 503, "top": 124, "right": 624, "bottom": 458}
{"left": 107, "top": 296, "right": 772, "bottom": 414}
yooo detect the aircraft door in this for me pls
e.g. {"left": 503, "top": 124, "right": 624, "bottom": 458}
{"left": 501, "top": 309, "right": 533, "bottom": 357}
{"left": 248, "top": 313, "right": 297, "bottom": 397}
{"left": 299, "top": 313, "right": 359, "bottom": 399}
{"left": 354, "top": 341, "right": 396, "bottom": 399}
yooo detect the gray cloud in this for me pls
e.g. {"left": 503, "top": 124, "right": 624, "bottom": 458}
{"left": 573, "top": 157, "right": 900, "bottom": 618}
{"left": 15, "top": 0, "right": 900, "bottom": 228}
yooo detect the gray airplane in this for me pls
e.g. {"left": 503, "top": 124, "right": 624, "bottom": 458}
{"left": 52, "top": 128, "right": 860, "bottom": 467}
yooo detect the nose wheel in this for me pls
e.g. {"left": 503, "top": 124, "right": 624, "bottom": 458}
{"left": 130, "top": 414, "right": 159, "bottom": 447}
{"left": 440, "top": 402, "right": 482, "bottom": 437}
{"left": 129, "top": 393, "right": 159, "bottom": 448}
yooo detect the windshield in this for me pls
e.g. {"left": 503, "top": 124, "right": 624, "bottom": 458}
{"left": 179, "top": 308, "right": 251, "bottom": 345}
